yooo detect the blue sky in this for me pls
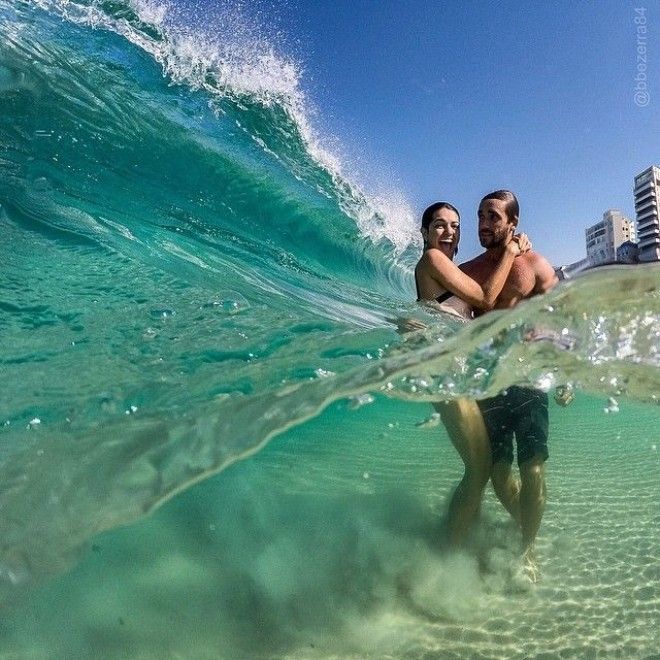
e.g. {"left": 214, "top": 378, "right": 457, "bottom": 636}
{"left": 270, "top": 0, "right": 659, "bottom": 266}
{"left": 180, "top": 0, "right": 659, "bottom": 266}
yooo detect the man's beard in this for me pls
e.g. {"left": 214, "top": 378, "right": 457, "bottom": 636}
{"left": 479, "top": 231, "right": 507, "bottom": 249}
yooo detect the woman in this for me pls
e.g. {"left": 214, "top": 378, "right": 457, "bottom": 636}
{"left": 415, "top": 201, "right": 530, "bottom": 546}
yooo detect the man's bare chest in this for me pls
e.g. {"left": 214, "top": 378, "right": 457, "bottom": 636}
{"left": 500, "top": 262, "right": 536, "bottom": 300}
{"left": 462, "top": 258, "right": 536, "bottom": 305}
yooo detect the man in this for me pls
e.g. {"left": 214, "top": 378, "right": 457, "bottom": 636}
{"left": 460, "top": 190, "right": 558, "bottom": 581}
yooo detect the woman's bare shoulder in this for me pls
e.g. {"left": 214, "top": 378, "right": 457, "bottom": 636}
{"left": 423, "top": 248, "right": 454, "bottom": 267}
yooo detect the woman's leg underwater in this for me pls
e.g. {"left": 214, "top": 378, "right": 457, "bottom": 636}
{"left": 434, "top": 399, "right": 492, "bottom": 546}
{"left": 491, "top": 461, "right": 522, "bottom": 524}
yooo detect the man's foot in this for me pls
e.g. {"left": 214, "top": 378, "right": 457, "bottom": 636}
{"left": 520, "top": 547, "right": 540, "bottom": 584}
{"left": 508, "top": 548, "right": 540, "bottom": 591}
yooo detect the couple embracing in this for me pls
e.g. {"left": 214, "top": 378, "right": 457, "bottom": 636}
{"left": 414, "top": 190, "right": 557, "bottom": 581}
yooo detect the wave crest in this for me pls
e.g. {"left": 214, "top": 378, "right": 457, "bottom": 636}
{"left": 27, "top": 0, "right": 419, "bottom": 255}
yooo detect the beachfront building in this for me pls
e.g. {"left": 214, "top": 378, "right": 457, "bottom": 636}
{"left": 634, "top": 165, "right": 660, "bottom": 262}
{"left": 616, "top": 240, "right": 639, "bottom": 263}
{"left": 585, "top": 209, "right": 636, "bottom": 266}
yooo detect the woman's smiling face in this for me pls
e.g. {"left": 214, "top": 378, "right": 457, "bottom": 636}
{"left": 422, "top": 207, "right": 460, "bottom": 258}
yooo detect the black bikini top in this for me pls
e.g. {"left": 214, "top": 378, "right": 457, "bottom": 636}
{"left": 433, "top": 290, "right": 455, "bottom": 304}
{"left": 414, "top": 271, "right": 454, "bottom": 303}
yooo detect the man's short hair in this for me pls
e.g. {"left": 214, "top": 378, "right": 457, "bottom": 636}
{"left": 481, "top": 190, "right": 519, "bottom": 225}
{"left": 421, "top": 201, "right": 460, "bottom": 230}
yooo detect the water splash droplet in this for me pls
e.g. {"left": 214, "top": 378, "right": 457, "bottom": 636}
{"left": 206, "top": 292, "right": 250, "bottom": 315}
{"left": 346, "top": 393, "right": 374, "bottom": 410}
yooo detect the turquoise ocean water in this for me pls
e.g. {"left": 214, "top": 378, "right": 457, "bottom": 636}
{"left": 1, "top": 1, "right": 659, "bottom": 657}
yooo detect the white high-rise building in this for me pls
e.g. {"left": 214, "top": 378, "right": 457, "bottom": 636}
{"left": 634, "top": 165, "right": 660, "bottom": 262}
{"left": 585, "top": 209, "right": 636, "bottom": 266}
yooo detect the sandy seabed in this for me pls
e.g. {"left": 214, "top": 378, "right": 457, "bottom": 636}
{"left": 1, "top": 395, "right": 658, "bottom": 659}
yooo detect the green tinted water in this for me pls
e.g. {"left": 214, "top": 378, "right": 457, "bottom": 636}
{"left": 2, "top": 396, "right": 658, "bottom": 658}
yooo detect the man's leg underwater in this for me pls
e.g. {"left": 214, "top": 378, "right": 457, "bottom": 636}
{"left": 435, "top": 399, "right": 492, "bottom": 546}
{"left": 491, "top": 460, "right": 521, "bottom": 524}
{"left": 514, "top": 387, "right": 549, "bottom": 557}
{"left": 519, "top": 454, "right": 546, "bottom": 553}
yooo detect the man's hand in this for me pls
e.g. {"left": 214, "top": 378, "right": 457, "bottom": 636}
{"left": 554, "top": 384, "right": 575, "bottom": 407}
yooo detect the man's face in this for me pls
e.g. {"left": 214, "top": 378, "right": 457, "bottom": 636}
{"left": 422, "top": 207, "right": 460, "bottom": 257}
{"left": 477, "top": 198, "right": 514, "bottom": 248}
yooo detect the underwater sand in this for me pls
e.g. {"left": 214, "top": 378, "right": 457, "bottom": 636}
{"left": 1, "top": 395, "right": 658, "bottom": 659}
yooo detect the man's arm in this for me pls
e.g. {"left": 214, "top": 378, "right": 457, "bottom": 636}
{"left": 531, "top": 252, "right": 559, "bottom": 294}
